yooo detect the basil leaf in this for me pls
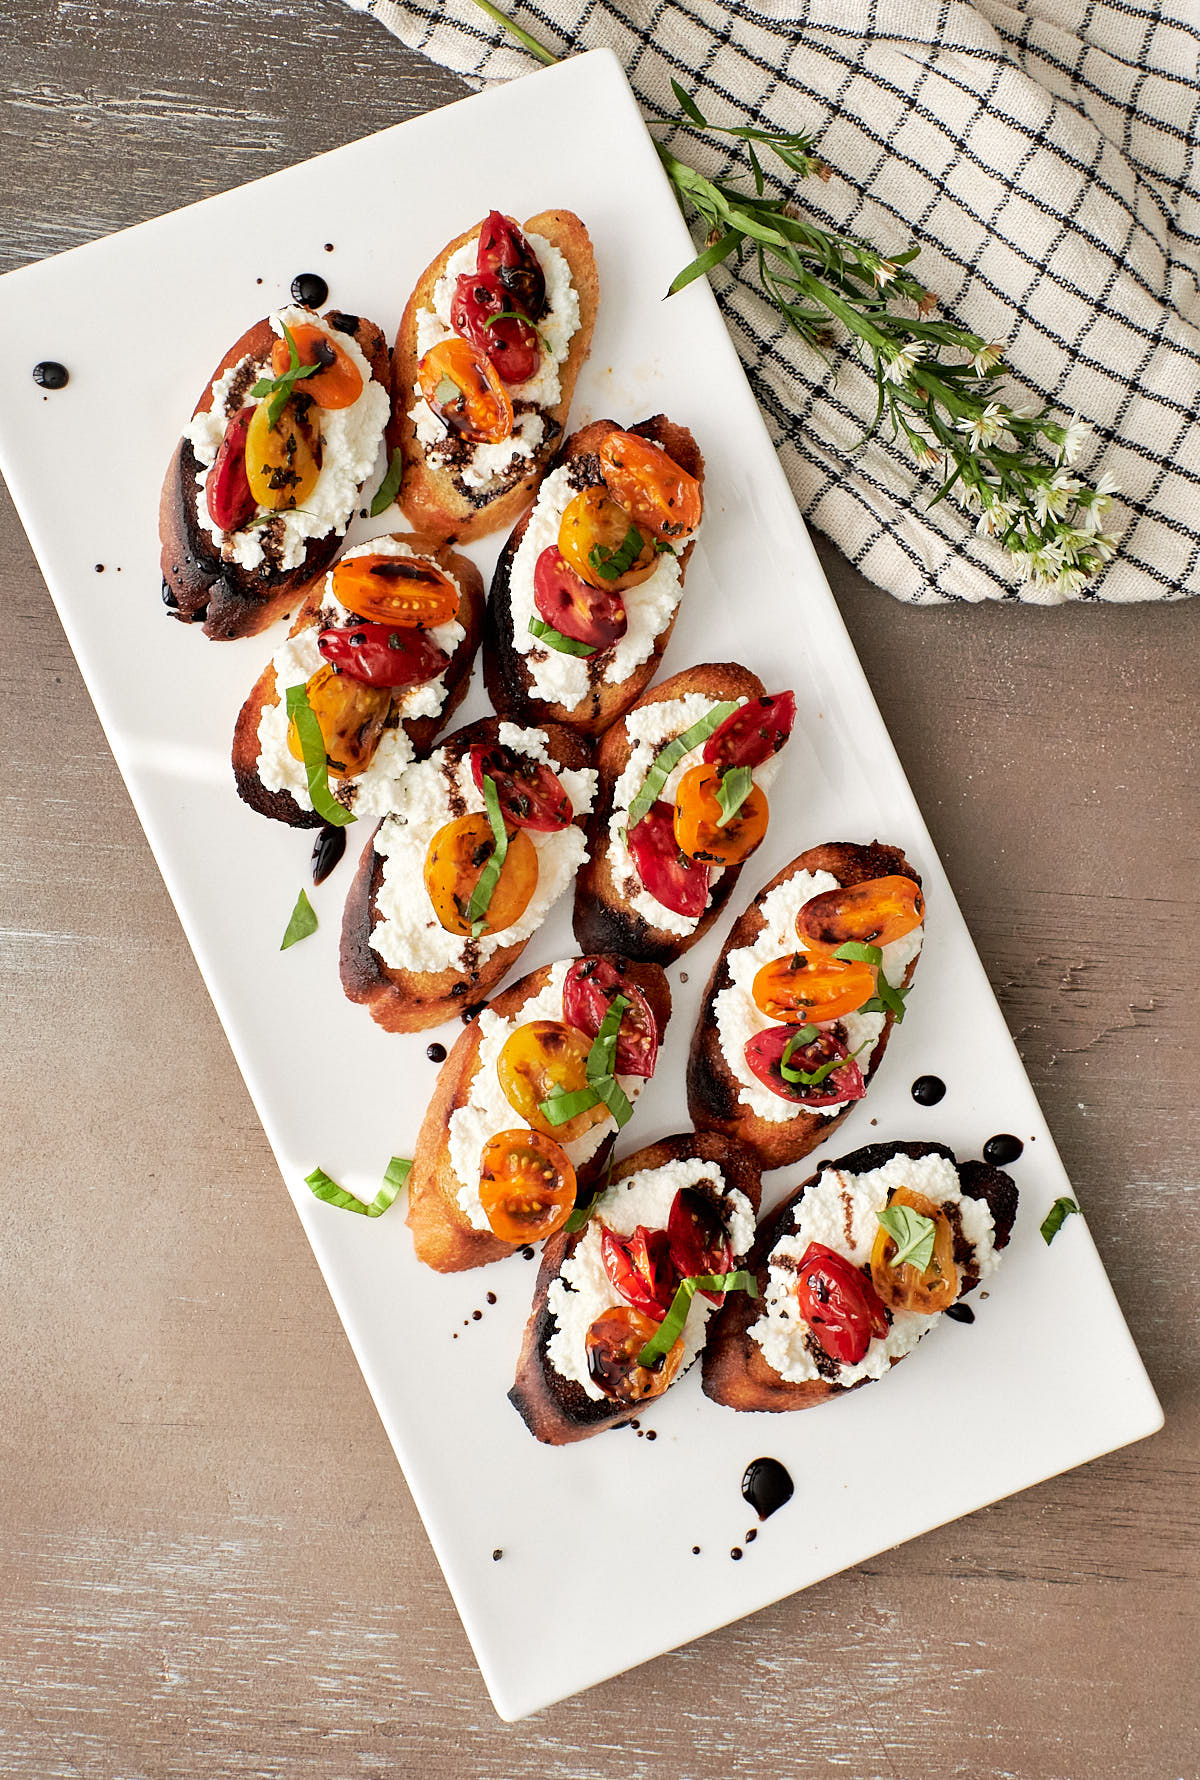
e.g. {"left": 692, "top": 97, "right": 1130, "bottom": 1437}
{"left": 539, "top": 1086, "right": 602, "bottom": 1126}
{"left": 636, "top": 1269, "right": 758, "bottom": 1368}
{"left": 304, "top": 1158, "right": 411, "bottom": 1218}
{"left": 1040, "top": 1197, "right": 1080, "bottom": 1245}
{"left": 284, "top": 685, "right": 356, "bottom": 828}
{"left": 250, "top": 322, "right": 322, "bottom": 427}
{"left": 540, "top": 994, "right": 635, "bottom": 1130}
{"left": 876, "top": 1202, "right": 937, "bottom": 1271}
{"left": 779, "top": 1028, "right": 868, "bottom": 1088}
{"left": 834, "top": 940, "right": 883, "bottom": 968}
{"left": 369, "top": 446, "right": 404, "bottom": 517}
{"left": 466, "top": 774, "right": 508, "bottom": 936}
{"left": 834, "top": 939, "right": 908, "bottom": 1023}
{"left": 280, "top": 887, "right": 318, "bottom": 951}
{"left": 714, "top": 764, "right": 754, "bottom": 828}
{"left": 588, "top": 523, "right": 647, "bottom": 582}
{"left": 625, "top": 700, "right": 740, "bottom": 830}
{"left": 528, "top": 615, "right": 597, "bottom": 657}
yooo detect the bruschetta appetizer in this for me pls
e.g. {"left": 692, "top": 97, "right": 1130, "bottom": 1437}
{"left": 407, "top": 954, "right": 671, "bottom": 1272}
{"left": 394, "top": 209, "right": 597, "bottom": 542}
{"left": 573, "top": 665, "right": 796, "bottom": 964}
{"left": 688, "top": 842, "right": 924, "bottom": 1169}
{"left": 161, "top": 306, "right": 391, "bottom": 638}
{"left": 483, "top": 417, "right": 705, "bottom": 736}
{"left": 701, "top": 1140, "right": 1017, "bottom": 1412}
{"left": 510, "top": 1133, "right": 762, "bottom": 1444}
{"left": 232, "top": 535, "right": 484, "bottom": 828}
{"left": 339, "top": 717, "right": 596, "bottom": 1032}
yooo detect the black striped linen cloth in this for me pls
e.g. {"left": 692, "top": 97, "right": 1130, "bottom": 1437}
{"left": 347, "top": 0, "right": 1200, "bottom": 604}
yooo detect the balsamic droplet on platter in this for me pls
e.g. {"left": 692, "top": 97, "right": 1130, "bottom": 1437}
{"left": 94, "top": 563, "right": 105, "bottom": 573}
{"left": 323, "top": 241, "right": 335, "bottom": 253}
{"left": 311, "top": 823, "right": 347, "bottom": 886}
{"left": 730, "top": 1547, "right": 743, "bottom": 1561}
{"left": 521, "top": 1246, "right": 535, "bottom": 1261}
{"left": 745, "top": 1529, "right": 758, "bottom": 1543}
{"left": 486, "top": 1292, "right": 497, "bottom": 1306}
{"left": 32, "top": 360, "right": 68, "bottom": 389}
{"left": 691, "top": 1545, "right": 701, "bottom": 1555}
{"left": 645, "top": 1429, "right": 657, "bottom": 1442}
{"left": 426, "top": 1041, "right": 447, "bottom": 1063}
{"left": 911, "top": 1074, "right": 946, "bottom": 1106}
{"left": 983, "top": 1133, "right": 1024, "bottom": 1166}
{"left": 945, "top": 1302, "right": 975, "bottom": 1324}
{"left": 291, "top": 271, "right": 329, "bottom": 308}
{"left": 742, "top": 1457, "right": 795, "bottom": 1521}
{"left": 492, "top": 1548, "right": 503, "bottom": 1562}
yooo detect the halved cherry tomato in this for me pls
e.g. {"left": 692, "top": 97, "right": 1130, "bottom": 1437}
{"left": 703, "top": 692, "right": 797, "bottom": 770}
{"left": 317, "top": 622, "right": 449, "bottom": 690}
{"left": 751, "top": 951, "right": 875, "bottom": 1023}
{"left": 205, "top": 406, "right": 256, "bottom": 533}
{"left": 418, "top": 337, "right": 513, "bottom": 444}
{"left": 667, "top": 1188, "right": 732, "bottom": 1304}
{"left": 270, "top": 323, "right": 363, "bottom": 409}
{"left": 627, "top": 802, "right": 710, "bottom": 919}
{"left": 478, "top": 1128, "right": 575, "bottom": 1245}
{"left": 870, "top": 1187, "right": 958, "bottom": 1315}
{"left": 533, "top": 547, "right": 627, "bottom": 648}
{"left": 469, "top": 742, "right": 572, "bottom": 832}
{"left": 597, "top": 431, "right": 703, "bottom": 541}
{"left": 423, "top": 815, "right": 538, "bottom": 936}
{"left": 793, "top": 1242, "right": 890, "bottom": 1366}
{"left": 496, "top": 1020, "right": 608, "bottom": 1146}
{"left": 450, "top": 272, "right": 540, "bottom": 385}
{"left": 245, "top": 395, "right": 321, "bottom": 510}
{"left": 672, "top": 763, "right": 769, "bottom": 866}
{"left": 796, "top": 876, "right": 925, "bottom": 954}
{"left": 332, "top": 553, "right": 460, "bottom": 629}
{"left": 477, "top": 210, "right": 546, "bottom": 319}
{"left": 557, "top": 487, "right": 657, "bottom": 593}
{"left": 585, "top": 1306, "right": 684, "bottom": 1404}
{"left": 601, "top": 1224, "right": 677, "bottom": 1320}
{"left": 286, "top": 663, "right": 391, "bottom": 779}
{"left": 562, "top": 958, "right": 659, "bottom": 1078}
{"left": 743, "top": 1024, "right": 865, "bottom": 1107}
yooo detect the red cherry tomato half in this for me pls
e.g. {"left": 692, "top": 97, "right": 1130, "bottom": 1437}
{"left": 626, "top": 801, "right": 710, "bottom": 919}
{"left": 533, "top": 547, "right": 628, "bottom": 649}
{"left": 450, "top": 271, "right": 540, "bottom": 385}
{"left": 205, "top": 406, "right": 256, "bottom": 534}
{"left": 317, "top": 622, "right": 450, "bottom": 691}
{"left": 743, "top": 1024, "right": 866, "bottom": 1107}
{"left": 666, "top": 1188, "right": 733, "bottom": 1305}
{"left": 477, "top": 210, "right": 546, "bottom": 320}
{"left": 793, "top": 1242, "right": 890, "bottom": 1366}
{"left": 469, "top": 743, "right": 572, "bottom": 832}
{"left": 562, "top": 957, "right": 659, "bottom": 1079}
{"left": 601, "top": 1223, "right": 677, "bottom": 1320}
{"left": 702, "top": 692, "right": 797, "bottom": 770}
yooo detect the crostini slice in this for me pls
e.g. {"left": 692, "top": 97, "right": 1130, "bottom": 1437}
{"left": 407, "top": 954, "right": 671, "bottom": 1272}
{"left": 232, "top": 534, "right": 485, "bottom": 829}
{"left": 161, "top": 305, "right": 392, "bottom": 638}
{"left": 701, "top": 1139, "right": 1018, "bottom": 1413}
{"left": 688, "top": 842, "right": 924, "bottom": 1170}
{"left": 510, "top": 1132, "right": 763, "bottom": 1444}
{"left": 393, "top": 208, "right": 598, "bottom": 543}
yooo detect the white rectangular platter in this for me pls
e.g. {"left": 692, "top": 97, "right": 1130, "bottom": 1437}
{"left": 0, "top": 48, "right": 1162, "bottom": 1721}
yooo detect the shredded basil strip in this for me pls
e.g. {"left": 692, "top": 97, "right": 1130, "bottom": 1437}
{"left": 834, "top": 938, "right": 908, "bottom": 1022}
{"left": 305, "top": 1158, "right": 411, "bottom": 1218}
{"left": 369, "top": 446, "right": 404, "bottom": 517}
{"left": 527, "top": 615, "right": 597, "bottom": 657}
{"left": 465, "top": 774, "right": 509, "bottom": 937}
{"left": 625, "top": 700, "right": 740, "bottom": 830}
{"left": 876, "top": 1202, "right": 937, "bottom": 1271}
{"left": 284, "top": 684, "right": 356, "bottom": 828}
{"left": 539, "top": 995, "right": 634, "bottom": 1131}
{"left": 588, "top": 523, "right": 647, "bottom": 582}
{"left": 714, "top": 764, "right": 754, "bottom": 828}
{"left": 539, "top": 1086, "right": 602, "bottom": 1126}
{"left": 1040, "top": 1196, "right": 1081, "bottom": 1245}
{"left": 779, "top": 1028, "right": 869, "bottom": 1088}
{"left": 280, "top": 887, "right": 318, "bottom": 951}
{"left": 636, "top": 1270, "right": 758, "bottom": 1368}
{"left": 250, "top": 321, "right": 322, "bottom": 427}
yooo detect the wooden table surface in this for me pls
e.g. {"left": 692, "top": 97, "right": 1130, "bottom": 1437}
{"left": 2, "top": 2, "right": 1197, "bottom": 1772}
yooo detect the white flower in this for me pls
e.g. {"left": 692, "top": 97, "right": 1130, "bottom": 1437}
{"left": 1054, "top": 565, "right": 1091, "bottom": 597}
{"left": 976, "top": 498, "right": 1016, "bottom": 539}
{"left": 909, "top": 434, "right": 940, "bottom": 468}
{"left": 1077, "top": 471, "right": 1120, "bottom": 533}
{"left": 874, "top": 259, "right": 899, "bottom": 288}
{"left": 956, "top": 401, "right": 1006, "bottom": 452}
{"left": 883, "top": 341, "right": 925, "bottom": 385}
{"left": 1056, "top": 413, "right": 1090, "bottom": 466}
{"left": 971, "top": 342, "right": 1005, "bottom": 376}
{"left": 1033, "top": 472, "right": 1080, "bottom": 523}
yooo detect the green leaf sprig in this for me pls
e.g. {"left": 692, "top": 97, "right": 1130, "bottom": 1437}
{"left": 539, "top": 994, "right": 634, "bottom": 1131}
{"left": 625, "top": 699, "right": 739, "bottom": 830}
{"left": 250, "top": 321, "right": 322, "bottom": 427}
{"left": 528, "top": 614, "right": 597, "bottom": 657}
{"left": 280, "top": 888, "right": 318, "bottom": 950}
{"left": 834, "top": 939, "right": 908, "bottom": 1021}
{"left": 714, "top": 764, "right": 754, "bottom": 827}
{"left": 779, "top": 1026, "right": 869, "bottom": 1088}
{"left": 876, "top": 1201, "right": 937, "bottom": 1271}
{"left": 1041, "top": 1197, "right": 1081, "bottom": 1245}
{"left": 305, "top": 1157, "right": 411, "bottom": 1218}
{"left": 370, "top": 447, "right": 404, "bottom": 517}
{"left": 636, "top": 1269, "right": 758, "bottom": 1368}
{"left": 588, "top": 524, "right": 647, "bottom": 582}
{"left": 465, "top": 774, "right": 508, "bottom": 937}
{"left": 284, "top": 684, "right": 356, "bottom": 828}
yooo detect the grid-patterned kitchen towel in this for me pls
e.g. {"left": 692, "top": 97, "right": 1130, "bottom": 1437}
{"left": 349, "top": 0, "right": 1200, "bottom": 604}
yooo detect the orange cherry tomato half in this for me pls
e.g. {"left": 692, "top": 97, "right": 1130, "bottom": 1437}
{"left": 751, "top": 951, "right": 876, "bottom": 1023}
{"left": 672, "top": 763, "right": 769, "bottom": 866}
{"left": 418, "top": 336, "right": 513, "bottom": 444}
{"left": 332, "top": 553, "right": 460, "bottom": 629}
{"left": 271, "top": 323, "right": 364, "bottom": 409}
{"left": 423, "top": 815, "right": 538, "bottom": 936}
{"left": 557, "top": 487, "right": 658, "bottom": 592}
{"left": 869, "top": 1187, "right": 959, "bottom": 1316}
{"left": 286, "top": 664, "right": 390, "bottom": 780}
{"left": 478, "top": 1129, "right": 576, "bottom": 1245}
{"left": 245, "top": 395, "right": 321, "bottom": 510}
{"left": 597, "top": 431, "right": 703, "bottom": 541}
{"left": 795, "top": 876, "right": 925, "bottom": 954}
{"left": 496, "top": 1020, "right": 610, "bottom": 1145}
{"left": 585, "top": 1306, "right": 684, "bottom": 1404}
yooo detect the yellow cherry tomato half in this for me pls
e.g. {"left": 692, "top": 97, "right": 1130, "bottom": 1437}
{"left": 497, "top": 1020, "right": 610, "bottom": 1145}
{"left": 795, "top": 875, "right": 924, "bottom": 954}
{"left": 270, "top": 323, "right": 363, "bottom": 409}
{"left": 869, "top": 1187, "right": 959, "bottom": 1315}
{"left": 557, "top": 487, "right": 658, "bottom": 593}
{"left": 672, "top": 763, "right": 769, "bottom": 866}
{"left": 244, "top": 395, "right": 321, "bottom": 510}
{"left": 423, "top": 814, "right": 538, "bottom": 937}
{"left": 331, "top": 553, "right": 460, "bottom": 629}
{"left": 478, "top": 1128, "right": 576, "bottom": 1245}
{"left": 597, "top": 431, "right": 703, "bottom": 541}
{"left": 585, "top": 1306, "right": 684, "bottom": 1404}
{"left": 286, "top": 663, "right": 391, "bottom": 780}
{"left": 418, "top": 337, "right": 513, "bottom": 444}
{"left": 751, "top": 951, "right": 876, "bottom": 1023}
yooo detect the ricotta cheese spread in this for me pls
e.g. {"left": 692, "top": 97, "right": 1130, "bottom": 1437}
{"left": 748, "top": 1150, "right": 998, "bottom": 1388}
{"left": 546, "top": 1157, "right": 756, "bottom": 1401}
{"left": 713, "top": 867, "right": 924, "bottom": 1120}
{"left": 186, "top": 306, "right": 389, "bottom": 574}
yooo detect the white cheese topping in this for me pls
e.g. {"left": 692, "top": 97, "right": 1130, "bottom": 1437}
{"left": 546, "top": 1157, "right": 756, "bottom": 1401}
{"left": 714, "top": 867, "right": 924, "bottom": 1121}
{"left": 186, "top": 307, "right": 389, "bottom": 574}
{"left": 749, "top": 1150, "right": 999, "bottom": 1387}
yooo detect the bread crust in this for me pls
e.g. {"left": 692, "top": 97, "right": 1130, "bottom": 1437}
{"left": 687, "top": 841, "right": 923, "bottom": 1168}
{"left": 338, "top": 717, "right": 593, "bottom": 1032}
{"left": 391, "top": 210, "right": 598, "bottom": 543}
{"left": 701, "top": 1139, "right": 1018, "bottom": 1413}
{"left": 482, "top": 415, "right": 705, "bottom": 736}
{"left": 159, "top": 309, "right": 391, "bottom": 640}
{"left": 406, "top": 957, "right": 673, "bottom": 1272}
{"left": 571, "top": 662, "right": 767, "bottom": 965}
{"left": 231, "top": 536, "right": 485, "bottom": 829}
{"left": 509, "top": 1132, "right": 764, "bottom": 1443}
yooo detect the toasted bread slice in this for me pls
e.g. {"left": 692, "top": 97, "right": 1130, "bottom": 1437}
{"left": 391, "top": 210, "right": 598, "bottom": 543}
{"left": 687, "top": 842, "right": 923, "bottom": 1169}
{"left": 509, "top": 1132, "right": 763, "bottom": 1444}
{"left": 160, "top": 308, "right": 391, "bottom": 639}
{"left": 406, "top": 956, "right": 672, "bottom": 1272}
{"left": 231, "top": 535, "right": 485, "bottom": 829}
{"left": 701, "top": 1139, "right": 1018, "bottom": 1413}
{"left": 482, "top": 416, "right": 705, "bottom": 736}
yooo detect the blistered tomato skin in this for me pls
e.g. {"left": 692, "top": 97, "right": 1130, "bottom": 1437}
{"left": 205, "top": 406, "right": 257, "bottom": 534}
{"left": 585, "top": 1306, "right": 684, "bottom": 1404}
{"left": 469, "top": 743, "right": 572, "bottom": 832}
{"left": 533, "top": 547, "right": 628, "bottom": 648}
{"left": 751, "top": 951, "right": 875, "bottom": 1023}
{"left": 418, "top": 337, "right": 513, "bottom": 444}
{"left": 332, "top": 554, "right": 460, "bottom": 629}
{"left": 666, "top": 1188, "right": 733, "bottom": 1304}
{"left": 286, "top": 663, "right": 390, "bottom": 779}
{"left": 477, "top": 210, "right": 547, "bottom": 320}
{"left": 627, "top": 802, "right": 711, "bottom": 919}
{"left": 423, "top": 815, "right": 539, "bottom": 936}
{"left": 601, "top": 1224, "right": 677, "bottom": 1320}
{"left": 478, "top": 1129, "right": 576, "bottom": 1245}
{"left": 245, "top": 395, "right": 321, "bottom": 510}
{"left": 703, "top": 692, "right": 797, "bottom": 770}
{"left": 743, "top": 1023, "right": 866, "bottom": 1107}
{"left": 317, "top": 623, "right": 449, "bottom": 691}
{"left": 557, "top": 488, "right": 657, "bottom": 593}
{"left": 793, "top": 1242, "right": 890, "bottom": 1366}
{"left": 450, "top": 272, "right": 540, "bottom": 385}
{"left": 496, "top": 1020, "right": 608, "bottom": 1145}
{"left": 562, "top": 958, "right": 659, "bottom": 1078}
{"left": 270, "top": 323, "right": 363, "bottom": 409}
{"left": 870, "top": 1187, "right": 958, "bottom": 1314}
{"left": 796, "top": 876, "right": 925, "bottom": 953}
{"left": 597, "top": 432, "right": 703, "bottom": 541}
{"left": 672, "top": 763, "right": 769, "bottom": 866}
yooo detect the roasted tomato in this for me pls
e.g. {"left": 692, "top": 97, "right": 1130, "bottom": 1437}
{"left": 703, "top": 692, "right": 797, "bottom": 770}
{"left": 562, "top": 958, "right": 659, "bottom": 1078}
{"left": 627, "top": 802, "right": 710, "bottom": 919}
{"left": 557, "top": 487, "right": 657, "bottom": 593}
{"left": 286, "top": 664, "right": 390, "bottom": 779}
{"left": 793, "top": 1242, "right": 890, "bottom": 1366}
{"left": 796, "top": 876, "right": 925, "bottom": 954}
{"left": 423, "top": 814, "right": 538, "bottom": 936}
{"left": 496, "top": 1020, "right": 609, "bottom": 1145}
{"left": 476, "top": 209, "right": 546, "bottom": 319}
{"left": 478, "top": 1129, "right": 575, "bottom": 1244}
{"left": 743, "top": 1023, "right": 865, "bottom": 1107}
{"left": 533, "top": 547, "right": 628, "bottom": 648}
{"left": 601, "top": 1224, "right": 677, "bottom": 1320}
{"left": 450, "top": 272, "right": 540, "bottom": 385}
{"left": 270, "top": 323, "right": 363, "bottom": 409}
{"left": 317, "top": 622, "right": 449, "bottom": 690}
{"left": 672, "top": 763, "right": 769, "bottom": 866}
{"left": 869, "top": 1187, "right": 959, "bottom": 1315}
{"left": 585, "top": 1306, "right": 684, "bottom": 1404}
{"left": 245, "top": 394, "right": 321, "bottom": 510}
{"left": 332, "top": 553, "right": 460, "bottom": 629}
{"left": 667, "top": 1187, "right": 732, "bottom": 1304}
{"left": 751, "top": 951, "right": 875, "bottom": 1023}
{"left": 418, "top": 337, "right": 513, "bottom": 444}
{"left": 469, "top": 742, "right": 572, "bottom": 832}
{"left": 205, "top": 406, "right": 256, "bottom": 533}
{"left": 597, "top": 431, "right": 703, "bottom": 541}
